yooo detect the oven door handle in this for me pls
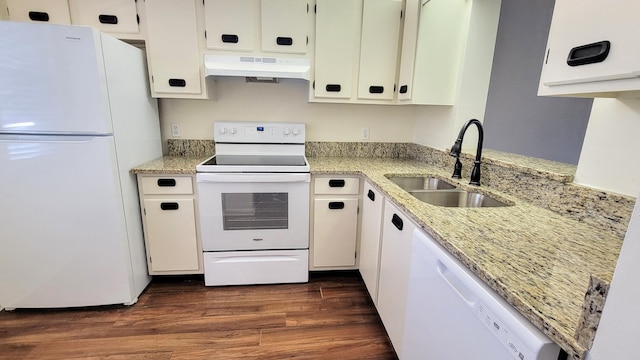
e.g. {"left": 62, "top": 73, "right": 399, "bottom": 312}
{"left": 197, "top": 173, "right": 310, "bottom": 183}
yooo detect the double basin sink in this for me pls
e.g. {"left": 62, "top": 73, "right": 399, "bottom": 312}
{"left": 386, "top": 176, "right": 511, "bottom": 208}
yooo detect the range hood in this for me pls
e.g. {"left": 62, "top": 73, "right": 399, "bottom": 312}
{"left": 204, "top": 55, "right": 311, "bottom": 80}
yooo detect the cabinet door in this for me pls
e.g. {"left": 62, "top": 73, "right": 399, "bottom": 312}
{"left": 313, "top": 198, "right": 359, "bottom": 267}
{"left": 204, "top": 0, "right": 256, "bottom": 51}
{"left": 314, "top": 0, "right": 362, "bottom": 99}
{"left": 359, "top": 181, "right": 384, "bottom": 303}
{"left": 144, "top": 199, "right": 199, "bottom": 272}
{"left": 261, "top": 0, "right": 309, "bottom": 54}
{"left": 540, "top": 0, "right": 640, "bottom": 88}
{"left": 68, "top": 0, "right": 139, "bottom": 35}
{"left": 7, "top": 0, "right": 71, "bottom": 24}
{"left": 377, "top": 199, "right": 416, "bottom": 357}
{"left": 357, "top": 0, "right": 402, "bottom": 100}
{"left": 145, "top": 0, "right": 202, "bottom": 95}
{"left": 396, "top": 0, "right": 420, "bottom": 101}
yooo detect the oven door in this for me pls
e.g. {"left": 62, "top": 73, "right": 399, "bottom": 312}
{"left": 196, "top": 173, "right": 310, "bottom": 251}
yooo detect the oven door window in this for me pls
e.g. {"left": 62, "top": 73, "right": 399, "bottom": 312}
{"left": 221, "top": 193, "right": 288, "bottom": 230}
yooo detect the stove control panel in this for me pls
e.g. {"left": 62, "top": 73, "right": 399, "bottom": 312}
{"left": 214, "top": 121, "right": 305, "bottom": 144}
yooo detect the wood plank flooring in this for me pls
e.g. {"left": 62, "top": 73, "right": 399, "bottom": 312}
{"left": 0, "top": 271, "right": 398, "bottom": 360}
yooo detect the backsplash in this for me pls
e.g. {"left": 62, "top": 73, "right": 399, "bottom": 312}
{"left": 166, "top": 139, "right": 635, "bottom": 239}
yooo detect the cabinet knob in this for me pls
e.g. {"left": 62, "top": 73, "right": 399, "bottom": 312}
{"left": 157, "top": 179, "right": 176, "bottom": 187}
{"left": 328, "top": 202, "right": 345, "bottom": 210}
{"left": 221, "top": 34, "right": 239, "bottom": 43}
{"left": 367, "top": 190, "right": 375, "bottom": 201}
{"left": 276, "top": 37, "right": 293, "bottom": 46}
{"left": 567, "top": 40, "right": 610, "bottom": 67}
{"left": 391, "top": 214, "right": 403, "bottom": 231}
{"left": 160, "top": 202, "right": 179, "bottom": 210}
{"left": 98, "top": 14, "right": 118, "bottom": 25}
{"left": 28, "top": 11, "right": 50, "bottom": 22}
{"left": 168, "top": 79, "right": 186, "bottom": 87}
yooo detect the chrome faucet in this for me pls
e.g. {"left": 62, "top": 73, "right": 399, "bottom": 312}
{"left": 449, "top": 119, "right": 484, "bottom": 186}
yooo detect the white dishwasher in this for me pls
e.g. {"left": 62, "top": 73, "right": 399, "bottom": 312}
{"left": 402, "top": 229, "right": 562, "bottom": 360}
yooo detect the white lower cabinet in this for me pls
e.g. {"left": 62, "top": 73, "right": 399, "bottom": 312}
{"left": 377, "top": 199, "right": 416, "bottom": 357}
{"left": 358, "top": 180, "right": 384, "bottom": 303}
{"left": 137, "top": 174, "right": 203, "bottom": 274}
{"left": 311, "top": 176, "right": 360, "bottom": 269}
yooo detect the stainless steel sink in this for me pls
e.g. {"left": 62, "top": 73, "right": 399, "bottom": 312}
{"left": 386, "top": 176, "right": 456, "bottom": 191}
{"left": 409, "top": 190, "right": 511, "bottom": 208}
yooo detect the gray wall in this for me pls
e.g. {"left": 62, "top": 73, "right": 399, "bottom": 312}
{"left": 482, "top": 0, "right": 593, "bottom": 165}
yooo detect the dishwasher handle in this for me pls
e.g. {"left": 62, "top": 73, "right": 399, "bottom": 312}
{"left": 436, "top": 260, "right": 476, "bottom": 305}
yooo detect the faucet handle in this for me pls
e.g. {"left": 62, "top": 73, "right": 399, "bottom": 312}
{"left": 452, "top": 158, "right": 462, "bottom": 179}
{"left": 469, "top": 160, "right": 481, "bottom": 186}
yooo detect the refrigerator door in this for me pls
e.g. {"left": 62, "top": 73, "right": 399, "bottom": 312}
{"left": 0, "top": 135, "right": 137, "bottom": 309}
{"left": 0, "top": 21, "right": 112, "bottom": 135}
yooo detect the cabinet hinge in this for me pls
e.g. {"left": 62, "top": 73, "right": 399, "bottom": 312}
{"left": 314, "top": 4, "right": 317, "bottom": 13}
{"left": 307, "top": 3, "right": 309, "bottom": 13}
{"left": 357, "top": 206, "right": 360, "bottom": 214}
{"left": 149, "top": 256, "right": 152, "bottom": 263}
{"left": 136, "top": 14, "right": 140, "bottom": 24}
{"left": 545, "top": 48, "right": 550, "bottom": 64}
{"left": 400, "top": 10, "right": 403, "bottom": 19}
{"left": 306, "top": 36, "right": 308, "bottom": 45}
{"left": 151, "top": 75, "right": 154, "bottom": 83}
{"left": 143, "top": 208, "right": 146, "bottom": 215}
{"left": 204, "top": 31, "right": 207, "bottom": 39}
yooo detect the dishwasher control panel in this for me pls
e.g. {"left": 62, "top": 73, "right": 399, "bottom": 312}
{"left": 476, "top": 302, "right": 534, "bottom": 360}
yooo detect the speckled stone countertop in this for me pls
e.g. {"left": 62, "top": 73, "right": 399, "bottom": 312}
{"left": 131, "top": 153, "right": 624, "bottom": 359}
{"left": 131, "top": 155, "right": 208, "bottom": 174}
{"left": 310, "top": 157, "right": 622, "bottom": 360}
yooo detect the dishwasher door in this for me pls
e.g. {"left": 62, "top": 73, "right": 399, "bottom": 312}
{"left": 402, "top": 229, "right": 561, "bottom": 360}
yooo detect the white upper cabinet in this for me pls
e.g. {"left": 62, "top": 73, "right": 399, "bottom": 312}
{"left": 7, "top": 0, "right": 71, "bottom": 24}
{"left": 357, "top": 0, "right": 402, "bottom": 101}
{"left": 261, "top": 0, "right": 310, "bottom": 54}
{"left": 539, "top": 0, "right": 640, "bottom": 98}
{"left": 314, "top": 0, "right": 362, "bottom": 99}
{"left": 145, "top": 0, "right": 206, "bottom": 98}
{"left": 395, "top": 0, "right": 420, "bottom": 101}
{"left": 204, "top": 0, "right": 256, "bottom": 51}
{"left": 68, "top": 0, "right": 139, "bottom": 36}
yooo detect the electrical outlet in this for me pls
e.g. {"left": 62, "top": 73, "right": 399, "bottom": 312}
{"left": 171, "top": 123, "right": 181, "bottom": 137}
{"left": 361, "top": 127, "right": 370, "bottom": 140}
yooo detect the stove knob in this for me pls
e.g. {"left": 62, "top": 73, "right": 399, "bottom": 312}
{"left": 220, "top": 127, "right": 228, "bottom": 134}
{"left": 283, "top": 128, "right": 291, "bottom": 135}
{"left": 292, "top": 128, "right": 300, "bottom": 136}
{"left": 230, "top": 127, "right": 237, "bottom": 134}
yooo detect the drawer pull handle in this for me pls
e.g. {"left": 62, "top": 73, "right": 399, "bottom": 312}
{"left": 98, "top": 14, "right": 118, "bottom": 24}
{"left": 221, "top": 34, "right": 239, "bottom": 43}
{"left": 160, "top": 202, "right": 179, "bottom": 211}
{"left": 168, "top": 79, "right": 186, "bottom": 87}
{"left": 157, "top": 179, "right": 176, "bottom": 187}
{"left": 392, "top": 214, "right": 403, "bottom": 231}
{"left": 276, "top": 37, "right": 293, "bottom": 46}
{"left": 28, "top": 11, "right": 50, "bottom": 22}
{"left": 369, "top": 86, "right": 384, "bottom": 94}
{"left": 367, "top": 189, "right": 375, "bottom": 201}
{"left": 326, "top": 84, "right": 341, "bottom": 92}
{"left": 328, "top": 202, "right": 345, "bottom": 210}
{"left": 567, "top": 40, "right": 610, "bottom": 67}
{"left": 328, "top": 179, "right": 345, "bottom": 187}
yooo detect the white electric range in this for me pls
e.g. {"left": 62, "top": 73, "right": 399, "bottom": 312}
{"left": 196, "top": 121, "right": 310, "bottom": 286}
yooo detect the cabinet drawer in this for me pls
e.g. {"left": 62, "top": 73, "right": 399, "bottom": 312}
{"left": 140, "top": 176, "right": 193, "bottom": 195}
{"left": 314, "top": 177, "right": 359, "bottom": 195}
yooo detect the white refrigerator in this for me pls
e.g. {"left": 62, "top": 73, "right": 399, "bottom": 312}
{"left": 0, "top": 21, "right": 162, "bottom": 310}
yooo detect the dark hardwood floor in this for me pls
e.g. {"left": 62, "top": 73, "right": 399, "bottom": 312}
{"left": 0, "top": 271, "right": 397, "bottom": 360}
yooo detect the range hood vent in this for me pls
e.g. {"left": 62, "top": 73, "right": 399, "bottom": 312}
{"left": 204, "top": 55, "right": 311, "bottom": 80}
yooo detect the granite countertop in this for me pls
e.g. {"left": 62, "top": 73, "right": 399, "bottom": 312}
{"left": 131, "top": 154, "right": 623, "bottom": 359}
